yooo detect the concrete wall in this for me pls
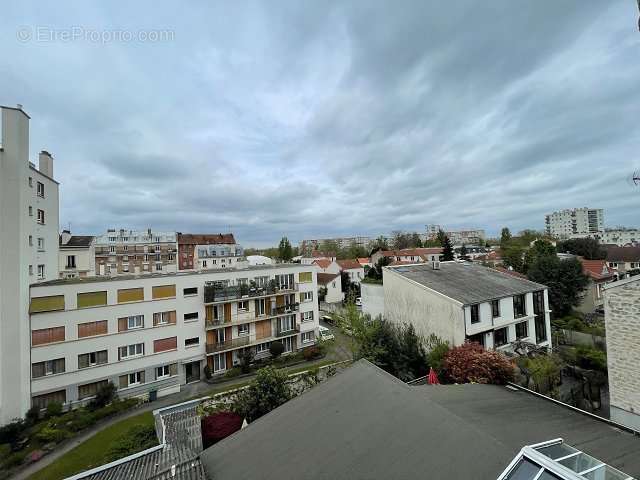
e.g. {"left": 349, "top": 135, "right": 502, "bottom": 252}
{"left": 604, "top": 278, "right": 640, "bottom": 431}
{"left": 361, "top": 282, "right": 384, "bottom": 319}
{"left": 383, "top": 269, "right": 466, "bottom": 346}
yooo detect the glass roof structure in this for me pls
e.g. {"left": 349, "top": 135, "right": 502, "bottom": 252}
{"left": 498, "top": 439, "right": 635, "bottom": 480}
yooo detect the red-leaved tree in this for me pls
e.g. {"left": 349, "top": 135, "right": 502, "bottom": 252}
{"left": 201, "top": 411, "right": 244, "bottom": 449}
{"left": 443, "top": 342, "right": 515, "bottom": 384}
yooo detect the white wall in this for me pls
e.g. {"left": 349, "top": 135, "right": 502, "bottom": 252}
{"left": 361, "top": 282, "right": 384, "bottom": 319}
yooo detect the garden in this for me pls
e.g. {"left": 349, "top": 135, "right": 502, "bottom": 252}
{"left": 0, "top": 383, "right": 146, "bottom": 480}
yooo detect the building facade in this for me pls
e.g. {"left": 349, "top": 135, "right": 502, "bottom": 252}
{"left": 0, "top": 105, "right": 61, "bottom": 424}
{"left": 59, "top": 231, "right": 95, "bottom": 279}
{"left": 94, "top": 229, "right": 178, "bottom": 276}
{"left": 545, "top": 208, "right": 604, "bottom": 239}
{"left": 605, "top": 246, "right": 640, "bottom": 279}
{"left": 177, "top": 233, "right": 241, "bottom": 271}
{"left": 29, "top": 264, "right": 319, "bottom": 410}
{"left": 383, "top": 263, "right": 551, "bottom": 351}
{"left": 300, "top": 236, "right": 371, "bottom": 255}
{"left": 370, "top": 248, "right": 442, "bottom": 266}
{"left": 604, "top": 276, "right": 640, "bottom": 430}
{"left": 571, "top": 228, "right": 640, "bottom": 247}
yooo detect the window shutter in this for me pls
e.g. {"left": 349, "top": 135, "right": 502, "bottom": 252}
{"left": 54, "top": 358, "right": 65, "bottom": 374}
{"left": 169, "top": 311, "right": 176, "bottom": 324}
{"left": 32, "top": 362, "right": 45, "bottom": 378}
{"left": 152, "top": 284, "right": 176, "bottom": 299}
{"left": 78, "top": 354, "right": 89, "bottom": 369}
{"left": 118, "top": 346, "right": 126, "bottom": 360}
{"left": 117, "top": 288, "right": 144, "bottom": 303}
{"left": 77, "top": 291, "right": 107, "bottom": 308}
{"left": 52, "top": 326, "right": 65, "bottom": 342}
{"left": 119, "top": 375, "right": 128, "bottom": 389}
{"left": 118, "top": 317, "right": 128, "bottom": 332}
{"left": 97, "top": 350, "right": 108, "bottom": 364}
{"left": 139, "top": 370, "right": 145, "bottom": 383}
{"left": 153, "top": 313, "right": 160, "bottom": 326}
{"left": 169, "top": 363, "right": 178, "bottom": 376}
{"left": 30, "top": 295, "right": 65, "bottom": 313}
{"left": 96, "top": 320, "right": 108, "bottom": 335}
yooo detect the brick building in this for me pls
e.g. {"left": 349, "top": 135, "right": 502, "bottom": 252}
{"left": 177, "top": 233, "right": 240, "bottom": 271}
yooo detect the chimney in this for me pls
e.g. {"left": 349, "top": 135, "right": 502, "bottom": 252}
{"left": 61, "top": 230, "right": 71, "bottom": 245}
{"left": 38, "top": 150, "right": 54, "bottom": 178}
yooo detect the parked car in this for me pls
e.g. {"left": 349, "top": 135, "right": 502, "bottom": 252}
{"left": 318, "top": 325, "right": 335, "bottom": 341}
{"left": 321, "top": 315, "right": 334, "bottom": 325}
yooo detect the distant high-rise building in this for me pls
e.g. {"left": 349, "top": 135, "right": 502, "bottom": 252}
{"left": 425, "top": 225, "right": 485, "bottom": 246}
{"left": 545, "top": 208, "right": 604, "bottom": 239}
{"left": 0, "top": 105, "right": 60, "bottom": 424}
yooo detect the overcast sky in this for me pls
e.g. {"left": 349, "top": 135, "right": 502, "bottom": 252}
{"left": 1, "top": 2, "right": 639, "bottom": 247}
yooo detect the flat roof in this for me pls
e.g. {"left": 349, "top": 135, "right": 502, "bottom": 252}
{"left": 32, "top": 263, "right": 309, "bottom": 287}
{"left": 386, "top": 262, "right": 547, "bottom": 305}
{"left": 200, "top": 360, "right": 640, "bottom": 480}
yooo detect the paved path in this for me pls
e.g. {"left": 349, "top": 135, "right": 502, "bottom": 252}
{"left": 15, "top": 328, "right": 351, "bottom": 480}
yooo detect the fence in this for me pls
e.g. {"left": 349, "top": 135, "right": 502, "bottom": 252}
{"left": 558, "top": 329, "right": 606, "bottom": 350}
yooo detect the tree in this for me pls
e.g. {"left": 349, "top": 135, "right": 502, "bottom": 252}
{"left": 89, "top": 382, "right": 117, "bottom": 410}
{"left": 527, "top": 255, "right": 589, "bottom": 317}
{"left": 391, "top": 231, "right": 412, "bottom": 250}
{"left": 269, "top": 340, "right": 284, "bottom": 358}
{"left": 436, "top": 229, "right": 447, "bottom": 247}
{"left": 459, "top": 244, "right": 469, "bottom": 260}
{"left": 426, "top": 335, "right": 450, "bottom": 376}
{"left": 523, "top": 239, "right": 556, "bottom": 273}
{"left": 277, "top": 237, "right": 293, "bottom": 262}
{"left": 502, "top": 245, "right": 525, "bottom": 272}
{"left": 443, "top": 343, "right": 515, "bottom": 384}
{"left": 500, "top": 227, "right": 512, "bottom": 248}
{"left": 369, "top": 236, "right": 389, "bottom": 254}
{"left": 441, "top": 236, "right": 455, "bottom": 261}
{"left": 409, "top": 232, "right": 423, "bottom": 248}
{"left": 366, "top": 256, "right": 391, "bottom": 281}
{"left": 232, "top": 366, "right": 292, "bottom": 422}
{"left": 556, "top": 238, "right": 606, "bottom": 260}
{"left": 239, "top": 348, "right": 255, "bottom": 374}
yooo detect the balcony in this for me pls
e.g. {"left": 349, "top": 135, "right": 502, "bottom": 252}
{"left": 204, "top": 282, "right": 297, "bottom": 304}
{"left": 276, "top": 324, "right": 300, "bottom": 338}
{"left": 206, "top": 336, "right": 251, "bottom": 354}
{"left": 271, "top": 302, "right": 300, "bottom": 316}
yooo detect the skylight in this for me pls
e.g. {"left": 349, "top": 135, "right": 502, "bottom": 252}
{"left": 498, "top": 439, "right": 635, "bottom": 480}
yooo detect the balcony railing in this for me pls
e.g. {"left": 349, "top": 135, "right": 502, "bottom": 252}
{"left": 276, "top": 324, "right": 300, "bottom": 338}
{"left": 271, "top": 302, "right": 300, "bottom": 316}
{"left": 206, "top": 336, "right": 251, "bottom": 354}
{"left": 204, "top": 282, "right": 297, "bottom": 303}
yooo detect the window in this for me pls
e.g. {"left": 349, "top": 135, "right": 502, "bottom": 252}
{"left": 37, "top": 209, "right": 45, "bottom": 224}
{"left": 123, "top": 245, "right": 128, "bottom": 251}
{"left": 202, "top": 260, "right": 208, "bottom": 268}
{"left": 515, "top": 321, "right": 528, "bottom": 339}
{"left": 153, "top": 336, "right": 177, "bottom": 353}
{"left": 302, "top": 311, "right": 314, "bottom": 323}
{"left": 282, "top": 336, "right": 294, "bottom": 353}
{"left": 302, "top": 331, "right": 315, "bottom": 343}
{"left": 513, "top": 294, "right": 526, "bottom": 318}
{"left": 152, "top": 284, "right": 176, "bottom": 299}
{"left": 238, "top": 301, "right": 248, "bottom": 311}
{"left": 184, "top": 312, "right": 198, "bottom": 321}
{"left": 78, "top": 320, "right": 108, "bottom": 338}
{"left": 128, "top": 371, "right": 144, "bottom": 385}
{"left": 77, "top": 291, "right": 107, "bottom": 308}
{"left": 155, "top": 254, "right": 161, "bottom": 261}
{"left": 183, "top": 287, "right": 198, "bottom": 296}
{"left": 37, "top": 264, "right": 45, "bottom": 279}
{"left": 108, "top": 236, "right": 116, "bottom": 242}
{"left": 185, "top": 337, "right": 200, "bottom": 347}
{"left": 28, "top": 235, "right": 33, "bottom": 246}
{"left": 299, "top": 272, "right": 313, "bottom": 283}
{"left": 32, "top": 358, "right": 65, "bottom": 378}
{"left": 153, "top": 310, "right": 176, "bottom": 326}
{"left": 37, "top": 181, "right": 44, "bottom": 197}
{"left": 78, "top": 350, "right": 108, "bottom": 368}
{"left": 128, "top": 315, "right": 144, "bottom": 329}
{"left": 470, "top": 304, "right": 480, "bottom": 324}
{"left": 256, "top": 342, "right": 271, "bottom": 353}
{"left": 155, "top": 262, "right": 163, "bottom": 271}
{"left": 156, "top": 364, "right": 177, "bottom": 379}
{"left": 279, "top": 315, "right": 294, "bottom": 332}
{"left": 65, "top": 255, "right": 76, "bottom": 268}
{"left": 30, "top": 295, "right": 65, "bottom": 313}
{"left": 29, "top": 265, "right": 33, "bottom": 276}
{"left": 238, "top": 323, "right": 250, "bottom": 336}
{"left": 256, "top": 298, "right": 266, "bottom": 316}
{"left": 78, "top": 380, "right": 108, "bottom": 400}
{"left": 118, "top": 343, "right": 144, "bottom": 360}
{"left": 494, "top": 327, "right": 508, "bottom": 347}
{"left": 109, "top": 246, "right": 116, "bottom": 253}
{"left": 31, "top": 326, "right": 65, "bottom": 345}
{"left": 492, "top": 300, "right": 500, "bottom": 318}
{"left": 213, "top": 353, "right": 226, "bottom": 372}
{"left": 302, "top": 291, "right": 313, "bottom": 302}
{"left": 29, "top": 206, "right": 33, "bottom": 216}
{"left": 117, "top": 288, "right": 144, "bottom": 303}
{"left": 32, "top": 390, "right": 66, "bottom": 409}
{"left": 533, "top": 291, "right": 547, "bottom": 343}
{"left": 28, "top": 176, "right": 33, "bottom": 187}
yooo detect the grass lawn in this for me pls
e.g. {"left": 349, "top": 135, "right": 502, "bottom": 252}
{"left": 28, "top": 411, "right": 155, "bottom": 480}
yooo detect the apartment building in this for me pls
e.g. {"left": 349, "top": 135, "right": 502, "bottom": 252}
{"left": 604, "top": 276, "right": 640, "bottom": 431}
{"left": 383, "top": 262, "right": 551, "bottom": 351}
{"left": 425, "top": 225, "right": 486, "bottom": 246}
{"left": 0, "top": 105, "right": 61, "bottom": 424}
{"left": 28, "top": 264, "right": 319, "bottom": 409}
{"left": 58, "top": 231, "right": 95, "bottom": 278}
{"left": 177, "top": 233, "right": 245, "bottom": 271}
{"left": 94, "top": 229, "right": 178, "bottom": 276}
{"left": 605, "top": 245, "right": 640, "bottom": 279}
{"left": 370, "top": 247, "right": 442, "bottom": 266}
{"left": 545, "top": 208, "right": 604, "bottom": 239}
{"left": 300, "top": 236, "right": 372, "bottom": 255}
{"left": 571, "top": 228, "right": 640, "bottom": 247}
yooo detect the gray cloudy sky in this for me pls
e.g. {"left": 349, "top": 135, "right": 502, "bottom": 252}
{"left": 1, "top": 1, "right": 639, "bottom": 247}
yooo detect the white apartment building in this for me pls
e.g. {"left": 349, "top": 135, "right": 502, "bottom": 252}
{"left": 383, "top": 262, "right": 552, "bottom": 351}
{"left": 194, "top": 243, "right": 247, "bottom": 271}
{"left": 0, "top": 105, "right": 61, "bottom": 424}
{"left": 59, "top": 231, "right": 96, "bottom": 278}
{"left": 29, "top": 264, "right": 319, "bottom": 410}
{"left": 425, "top": 225, "right": 486, "bottom": 246}
{"left": 94, "top": 229, "right": 178, "bottom": 276}
{"left": 545, "top": 208, "right": 604, "bottom": 239}
{"left": 570, "top": 228, "right": 640, "bottom": 247}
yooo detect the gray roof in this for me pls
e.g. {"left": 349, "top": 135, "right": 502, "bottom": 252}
{"left": 60, "top": 235, "right": 94, "bottom": 247}
{"left": 386, "top": 262, "right": 547, "bottom": 305}
{"left": 200, "top": 360, "right": 640, "bottom": 480}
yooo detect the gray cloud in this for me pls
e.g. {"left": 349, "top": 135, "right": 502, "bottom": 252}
{"left": 1, "top": 1, "right": 639, "bottom": 247}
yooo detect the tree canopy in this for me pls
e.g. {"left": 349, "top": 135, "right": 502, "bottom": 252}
{"left": 231, "top": 366, "right": 292, "bottom": 422}
{"left": 556, "top": 238, "right": 606, "bottom": 260}
{"left": 441, "top": 236, "right": 455, "bottom": 261}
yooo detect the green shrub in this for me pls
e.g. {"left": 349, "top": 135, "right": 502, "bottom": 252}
{"left": 224, "top": 367, "right": 241, "bottom": 379}
{"left": 2, "top": 451, "right": 26, "bottom": 468}
{"left": 88, "top": 382, "right": 117, "bottom": 410}
{"left": 427, "top": 339, "right": 450, "bottom": 375}
{"left": 65, "top": 410, "right": 96, "bottom": 432}
{"left": 104, "top": 424, "right": 158, "bottom": 462}
{"left": 46, "top": 401, "right": 63, "bottom": 418}
{"left": 25, "top": 405, "right": 41, "bottom": 425}
{"left": 575, "top": 346, "right": 607, "bottom": 372}
{"left": 35, "top": 426, "right": 71, "bottom": 444}
{"left": 0, "top": 444, "right": 11, "bottom": 462}
{"left": 204, "top": 365, "right": 212, "bottom": 379}
{"left": 269, "top": 341, "right": 284, "bottom": 358}
{"left": 0, "top": 420, "right": 26, "bottom": 446}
